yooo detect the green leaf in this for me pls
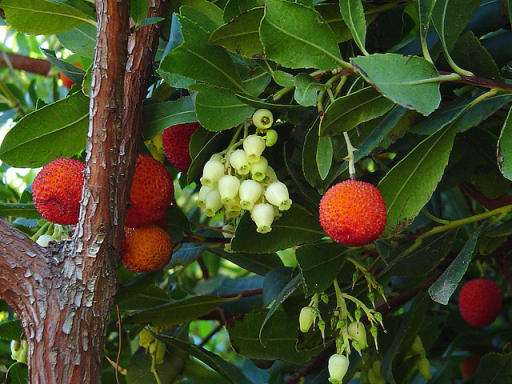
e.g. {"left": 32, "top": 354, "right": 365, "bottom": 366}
{"left": 223, "top": 0, "right": 264, "bottom": 22}
{"left": 159, "top": 15, "right": 246, "bottom": 93}
{"left": 260, "top": 0, "right": 343, "bottom": 70}
{"left": 475, "top": 353, "right": 512, "bottom": 384}
{"left": 57, "top": 23, "right": 96, "bottom": 58}
{"left": 296, "top": 242, "right": 348, "bottom": 296}
{"left": 141, "top": 97, "right": 197, "bottom": 140}
{"left": 41, "top": 48, "right": 86, "bottom": 84}
{"left": 209, "top": 8, "right": 265, "bottom": 59}
{"left": 188, "top": 130, "right": 231, "bottom": 184}
{"left": 498, "top": 107, "right": 512, "bottom": 181}
{"left": 190, "top": 84, "right": 255, "bottom": 131}
{"left": 0, "top": 202, "right": 40, "bottom": 219}
{"left": 0, "top": 0, "right": 96, "bottom": 35}
{"left": 316, "top": 136, "right": 333, "bottom": 180}
{"left": 414, "top": 0, "right": 436, "bottom": 58}
{"left": 139, "top": 16, "right": 165, "bottom": 27}
{"left": 379, "top": 124, "right": 457, "bottom": 236}
{"left": 123, "top": 295, "right": 239, "bottom": 326}
{"left": 294, "top": 73, "right": 327, "bottom": 107}
{"left": 170, "top": 0, "right": 224, "bottom": 26}
{"left": 352, "top": 53, "right": 442, "bottom": 116}
{"left": 428, "top": 223, "right": 487, "bottom": 305}
{"left": 231, "top": 206, "right": 325, "bottom": 254}
{"left": 319, "top": 87, "right": 394, "bottom": 137}
{"left": 228, "top": 311, "right": 321, "bottom": 364}
{"left": 338, "top": 0, "right": 367, "bottom": 55}
{"left": 210, "top": 248, "right": 283, "bottom": 276}
{"left": 130, "top": 0, "right": 149, "bottom": 25}
{"left": 158, "top": 335, "right": 252, "bottom": 384}
{"left": 0, "top": 92, "right": 89, "bottom": 168}
{"left": 0, "top": 320, "right": 23, "bottom": 340}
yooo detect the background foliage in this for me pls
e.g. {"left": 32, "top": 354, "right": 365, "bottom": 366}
{"left": 1, "top": 0, "right": 512, "bottom": 383}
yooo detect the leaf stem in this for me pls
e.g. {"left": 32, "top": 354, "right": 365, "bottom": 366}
{"left": 343, "top": 132, "right": 358, "bottom": 180}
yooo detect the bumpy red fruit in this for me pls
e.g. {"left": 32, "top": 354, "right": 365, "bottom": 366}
{"left": 319, "top": 180, "right": 387, "bottom": 247}
{"left": 126, "top": 154, "right": 174, "bottom": 227}
{"left": 120, "top": 225, "right": 173, "bottom": 273}
{"left": 459, "top": 279, "right": 502, "bottom": 327}
{"left": 32, "top": 158, "right": 85, "bottom": 225}
{"left": 161, "top": 122, "right": 200, "bottom": 172}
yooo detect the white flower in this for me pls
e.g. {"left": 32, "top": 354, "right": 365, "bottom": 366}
{"left": 265, "top": 181, "right": 292, "bottom": 211}
{"left": 203, "top": 189, "right": 222, "bottom": 217}
{"left": 36, "top": 234, "right": 55, "bottom": 247}
{"left": 243, "top": 135, "right": 266, "bottom": 163}
{"left": 251, "top": 203, "right": 275, "bottom": 233}
{"left": 229, "top": 149, "right": 251, "bottom": 175}
{"left": 239, "top": 179, "right": 263, "bottom": 210}
{"left": 218, "top": 175, "right": 240, "bottom": 204}
{"left": 250, "top": 156, "right": 268, "bottom": 182}
{"left": 252, "top": 109, "right": 274, "bottom": 130}
{"left": 200, "top": 159, "right": 224, "bottom": 187}
{"left": 266, "top": 165, "right": 278, "bottom": 181}
{"left": 328, "top": 354, "right": 349, "bottom": 384}
{"left": 196, "top": 185, "right": 213, "bottom": 207}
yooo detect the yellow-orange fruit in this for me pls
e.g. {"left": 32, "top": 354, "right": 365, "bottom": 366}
{"left": 319, "top": 180, "right": 387, "bottom": 247}
{"left": 59, "top": 72, "right": 74, "bottom": 89}
{"left": 32, "top": 158, "right": 85, "bottom": 225}
{"left": 120, "top": 225, "right": 173, "bottom": 273}
{"left": 126, "top": 154, "right": 174, "bottom": 228}
{"left": 460, "top": 355, "right": 481, "bottom": 379}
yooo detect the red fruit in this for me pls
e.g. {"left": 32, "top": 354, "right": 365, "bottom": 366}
{"left": 59, "top": 72, "right": 74, "bottom": 89}
{"left": 161, "top": 122, "right": 200, "bottom": 172}
{"left": 126, "top": 154, "right": 174, "bottom": 228}
{"left": 32, "top": 158, "right": 85, "bottom": 225}
{"left": 120, "top": 225, "right": 173, "bottom": 273}
{"left": 460, "top": 355, "right": 481, "bottom": 379}
{"left": 459, "top": 279, "right": 502, "bottom": 327}
{"left": 319, "top": 180, "right": 387, "bottom": 247}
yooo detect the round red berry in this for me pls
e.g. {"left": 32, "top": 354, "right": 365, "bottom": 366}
{"left": 161, "top": 122, "right": 200, "bottom": 173}
{"left": 458, "top": 279, "right": 502, "bottom": 328}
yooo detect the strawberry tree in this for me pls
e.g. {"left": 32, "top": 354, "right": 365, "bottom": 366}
{"left": 0, "top": 0, "right": 512, "bottom": 383}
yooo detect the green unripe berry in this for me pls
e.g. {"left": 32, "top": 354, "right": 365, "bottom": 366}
{"left": 328, "top": 354, "right": 349, "bottom": 384}
{"left": 416, "top": 356, "right": 431, "bottom": 379}
{"left": 347, "top": 321, "right": 368, "bottom": 349}
{"left": 299, "top": 306, "right": 315, "bottom": 333}
{"left": 265, "top": 129, "right": 278, "bottom": 146}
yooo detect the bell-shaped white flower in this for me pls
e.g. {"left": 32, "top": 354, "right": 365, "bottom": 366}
{"left": 224, "top": 196, "right": 241, "bottom": 218}
{"left": 36, "top": 234, "right": 55, "bottom": 247}
{"left": 200, "top": 158, "right": 224, "bottom": 187}
{"left": 203, "top": 189, "right": 222, "bottom": 217}
{"left": 266, "top": 165, "right": 278, "bottom": 181}
{"left": 250, "top": 156, "right": 268, "bottom": 182}
{"left": 196, "top": 185, "right": 213, "bottom": 207}
{"left": 252, "top": 109, "right": 274, "bottom": 130}
{"left": 222, "top": 224, "right": 235, "bottom": 238}
{"left": 251, "top": 203, "right": 275, "bottom": 233}
{"left": 239, "top": 179, "right": 263, "bottom": 210}
{"left": 229, "top": 149, "right": 251, "bottom": 175}
{"left": 265, "top": 181, "right": 292, "bottom": 211}
{"left": 328, "top": 354, "right": 349, "bottom": 384}
{"left": 243, "top": 135, "right": 266, "bottom": 163}
{"left": 218, "top": 175, "right": 240, "bottom": 205}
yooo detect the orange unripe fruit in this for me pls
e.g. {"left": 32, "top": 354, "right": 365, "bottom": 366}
{"left": 32, "top": 158, "right": 85, "bottom": 225}
{"left": 161, "top": 122, "right": 200, "bottom": 172}
{"left": 126, "top": 154, "right": 174, "bottom": 228}
{"left": 458, "top": 279, "right": 502, "bottom": 327}
{"left": 120, "top": 225, "right": 173, "bottom": 273}
{"left": 319, "top": 180, "right": 387, "bottom": 247}
{"left": 59, "top": 72, "right": 74, "bottom": 89}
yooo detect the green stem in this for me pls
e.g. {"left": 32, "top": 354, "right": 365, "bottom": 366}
{"left": 30, "top": 222, "right": 52, "bottom": 241}
{"left": 468, "top": 88, "right": 498, "bottom": 109}
{"left": 398, "top": 73, "right": 461, "bottom": 86}
{"left": 273, "top": 86, "right": 294, "bottom": 102}
{"left": 151, "top": 354, "right": 163, "bottom": 384}
{"left": 333, "top": 75, "right": 348, "bottom": 99}
{"left": 444, "top": 52, "right": 474, "bottom": 77}
{"left": 420, "top": 209, "right": 450, "bottom": 225}
{"left": 345, "top": 256, "right": 367, "bottom": 273}
{"left": 343, "top": 132, "right": 357, "bottom": 180}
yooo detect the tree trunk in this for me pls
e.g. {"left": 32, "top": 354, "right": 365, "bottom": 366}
{"left": 0, "top": 0, "right": 167, "bottom": 382}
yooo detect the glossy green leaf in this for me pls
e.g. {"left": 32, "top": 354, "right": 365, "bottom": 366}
{"left": 169, "top": 243, "right": 210, "bottom": 269}
{"left": 1, "top": 0, "right": 95, "bottom": 35}
{"left": 231, "top": 206, "right": 325, "bottom": 254}
{"left": 141, "top": 97, "right": 197, "bottom": 140}
{"left": 296, "top": 242, "right": 348, "bottom": 296}
{"left": 228, "top": 311, "right": 321, "bottom": 364}
{"left": 475, "top": 353, "right": 512, "bottom": 384}
{"left": 159, "top": 16, "right": 246, "bottom": 93}
{"left": 159, "top": 335, "right": 252, "bottom": 384}
{"left": 57, "top": 23, "right": 96, "bottom": 58}
{"left": 414, "top": 0, "right": 436, "bottom": 58}
{"left": 235, "top": 93, "right": 303, "bottom": 112}
{"left": 209, "top": 8, "right": 265, "bottom": 59}
{"left": 181, "top": 5, "right": 221, "bottom": 33}
{"left": 294, "top": 73, "right": 327, "bottom": 107}
{"left": 487, "top": 219, "right": 512, "bottom": 238}
{"left": 0, "top": 320, "right": 23, "bottom": 340}
{"left": 130, "top": 0, "right": 149, "bottom": 25}
{"left": 210, "top": 248, "right": 283, "bottom": 276}
{"left": 41, "top": 48, "right": 86, "bottom": 84}
{"left": 273, "top": 70, "right": 295, "bottom": 87}
{"left": 498, "top": 107, "right": 512, "bottom": 181}
{"left": 190, "top": 84, "right": 255, "bottom": 131}
{"left": 339, "top": 0, "right": 367, "bottom": 54}
{"left": 223, "top": 0, "right": 264, "bottom": 22}
{"left": 170, "top": 0, "right": 224, "bottom": 26}
{"left": 166, "top": 205, "right": 192, "bottom": 244}
{"left": 0, "top": 92, "right": 89, "bottom": 168}
{"left": 379, "top": 124, "right": 458, "bottom": 235}
{"left": 242, "top": 67, "right": 272, "bottom": 97}
{"left": 428, "top": 223, "right": 486, "bottom": 305}
{"left": 352, "top": 53, "right": 441, "bottom": 116}
{"left": 0, "top": 203, "right": 40, "bottom": 219}
{"left": 262, "top": 266, "right": 293, "bottom": 307}
{"left": 319, "top": 87, "right": 394, "bottom": 137}
{"left": 316, "top": 136, "right": 333, "bottom": 180}
{"left": 181, "top": 359, "right": 233, "bottom": 384}
{"left": 123, "top": 295, "right": 239, "bottom": 326}
{"left": 260, "top": 0, "right": 343, "bottom": 70}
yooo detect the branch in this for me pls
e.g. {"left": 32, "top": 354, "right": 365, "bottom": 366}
{"left": 0, "top": 51, "right": 52, "bottom": 75}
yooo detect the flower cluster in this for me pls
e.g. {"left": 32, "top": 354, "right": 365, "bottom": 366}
{"left": 196, "top": 110, "right": 292, "bottom": 234}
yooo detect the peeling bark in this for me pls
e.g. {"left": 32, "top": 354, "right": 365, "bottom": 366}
{"left": 0, "top": 0, "right": 167, "bottom": 382}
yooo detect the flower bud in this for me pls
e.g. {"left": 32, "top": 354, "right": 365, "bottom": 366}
{"left": 416, "top": 356, "right": 431, "bottom": 379}
{"left": 200, "top": 158, "right": 224, "bottom": 186}
{"left": 222, "top": 224, "right": 235, "bottom": 238}
{"left": 196, "top": 185, "right": 213, "bottom": 207}
{"left": 251, "top": 203, "right": 275, "bottom": 233}
{"left": 139, "top": 329, "right": 154, "bottom": 349}
{"left": 265, "top": 181, "right": 292, "bottom": 211}
{"left": 36, "top": 234, "right": 55, "bottom": 247}
{"left": 299, "top": 306, "right": 315, "bottom": 333}
{"left": 328, "top": 354, "right": 349, "bottom": 384}
{"left": 229, "top": 149, "right": 251, "bottom": 175}
{"left": 11, "top": 340, "right": 28, "bottom": 364}
{"left": 252, "top": 109, "right": 274, "bottom": 130}
{"left": 265, "top": 129, "right": 278, "bottom": 146}
{"left": 204, "top": 189, "right": 222, "bottom": 217}
{"left": 266, "top": 165, "right": 278, "bottom": 181}
{"left": 243, "top": 135, "right": 266, "bottom": 163}
{"left": 155, "top": 341, "right": 166, "bottom": 365}
{"left": 218, "top": 175, "right": 241, "bottom": 205}
{"left": 410, "top": 336, "right": 425, "bottom": 357}
{"left": 239, "top": 179, "right": 263, "bottom": 210}
{"left": 348, "top": 321, "right": 368, "bottom": 349}
{"left": 250, "top": 156, "right": 268, "bottom": 182}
